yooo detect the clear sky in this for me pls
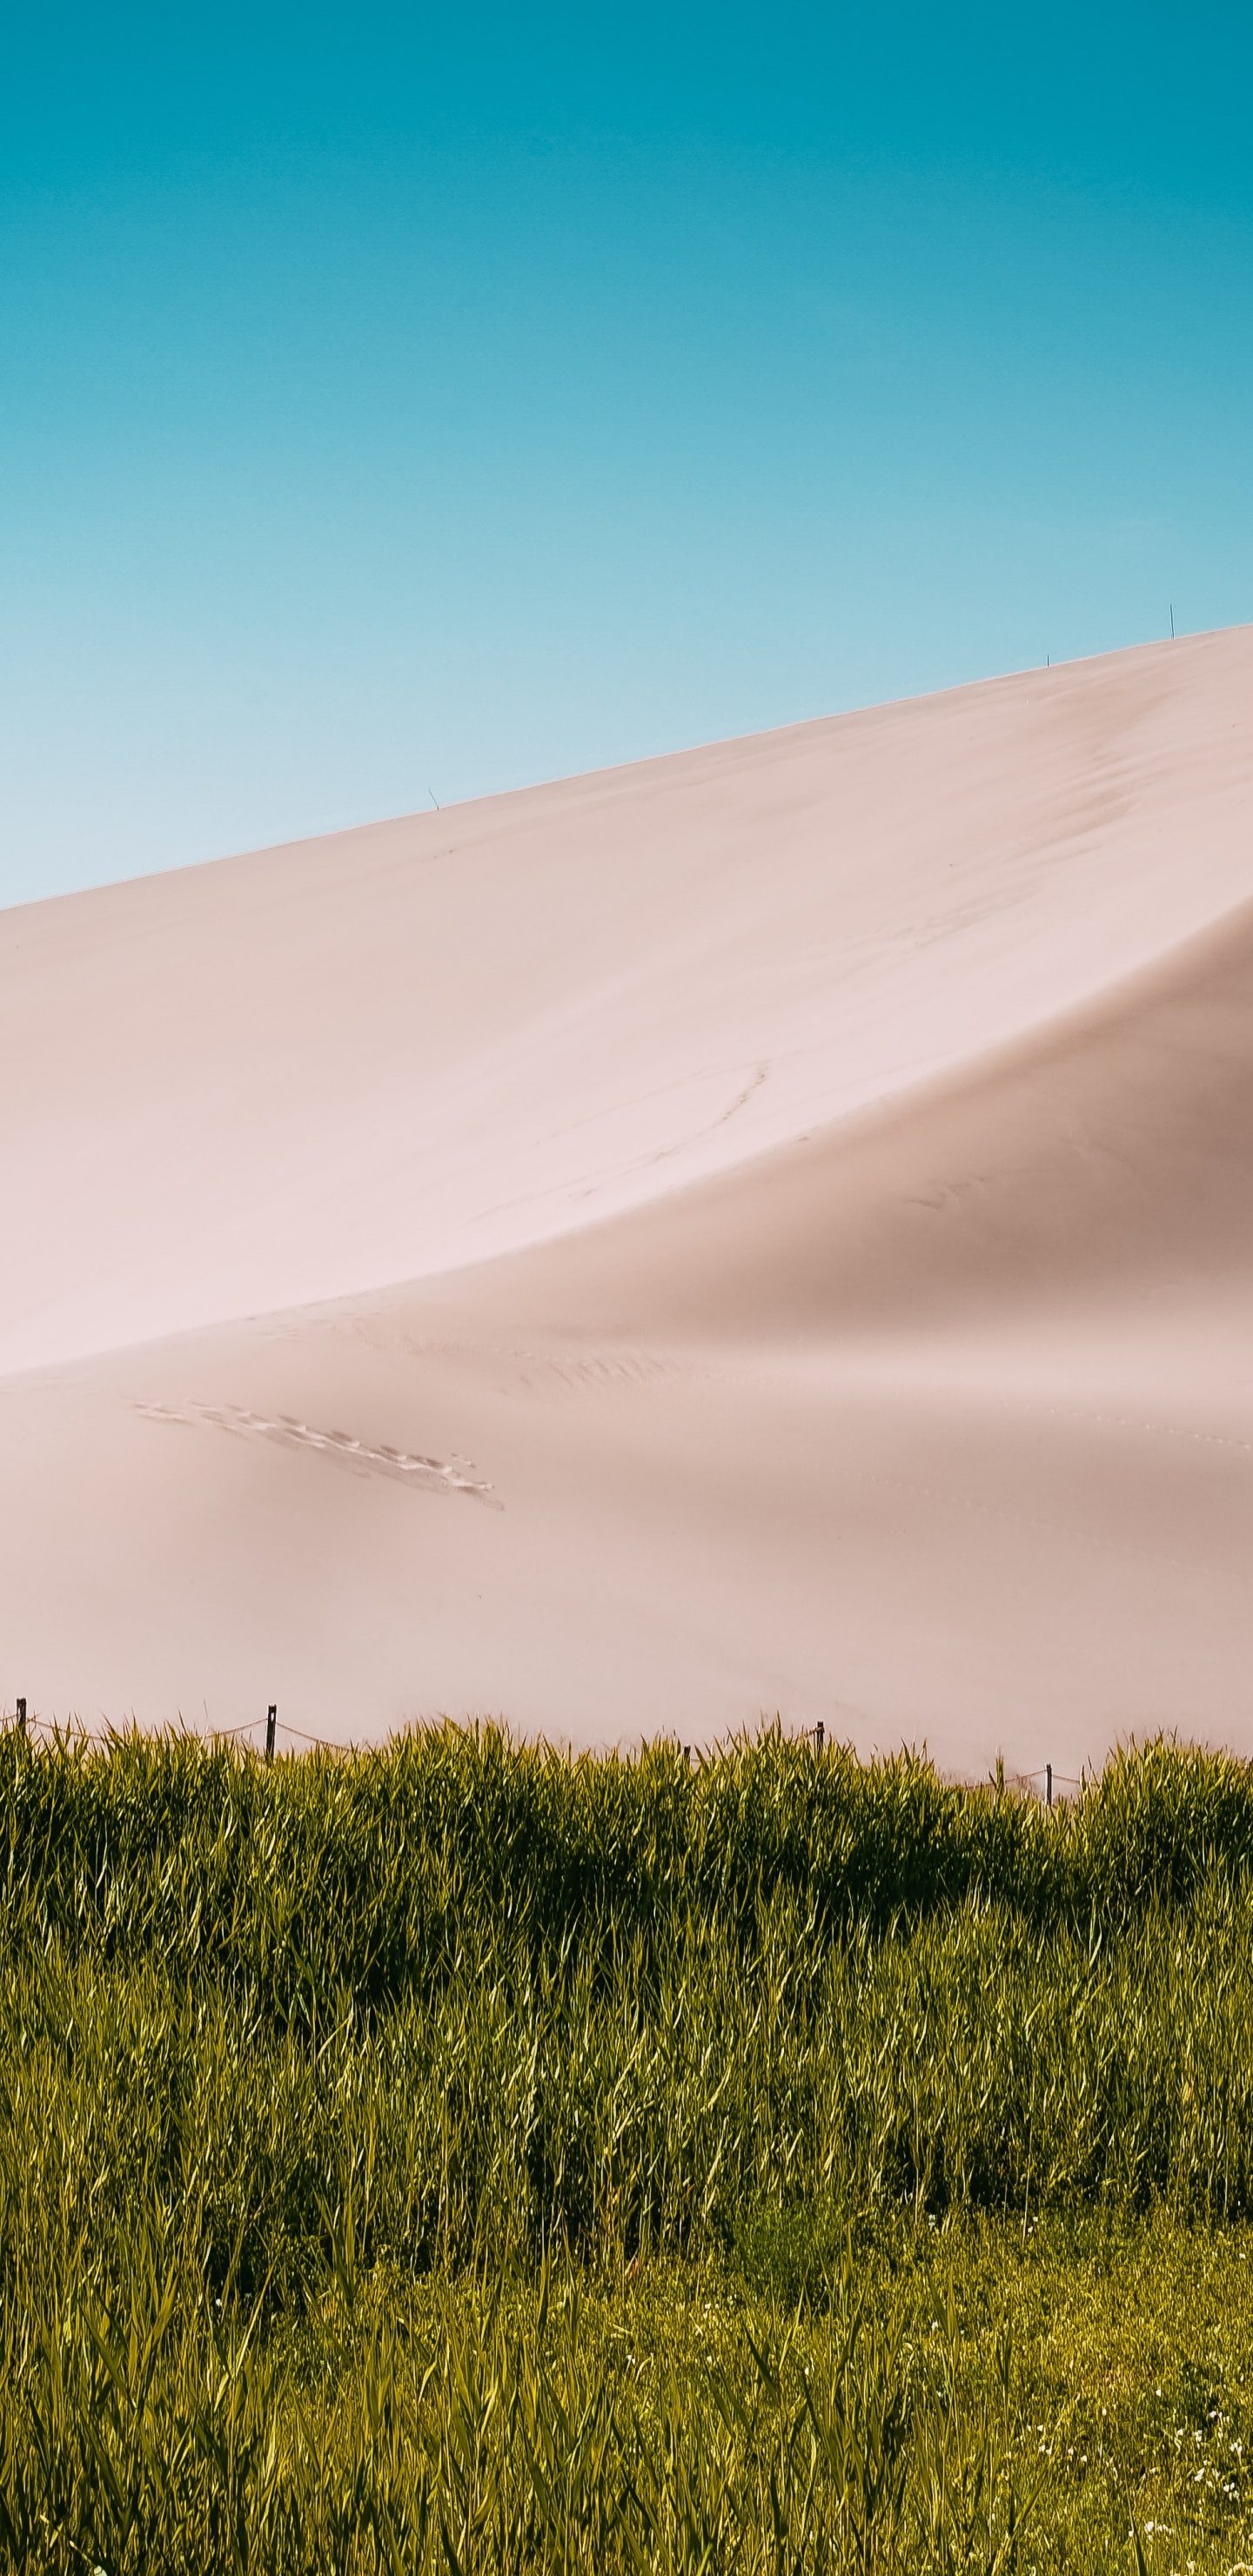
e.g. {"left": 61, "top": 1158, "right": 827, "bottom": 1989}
{"left": 2, "top": 3, "right": 1250, "bottom": 907}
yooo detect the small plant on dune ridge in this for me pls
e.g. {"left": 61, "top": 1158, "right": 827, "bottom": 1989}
{"left": 1, "top": 1724, "right": 1253, "bottom": 2567}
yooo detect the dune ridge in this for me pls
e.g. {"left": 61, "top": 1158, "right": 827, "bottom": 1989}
{"left": 3, "top": 627, "right": 1251, "bottom": 1766}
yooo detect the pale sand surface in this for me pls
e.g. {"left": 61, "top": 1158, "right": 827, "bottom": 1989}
{"left": 3, "top": 628, "right": 1251, "bottom": 1768}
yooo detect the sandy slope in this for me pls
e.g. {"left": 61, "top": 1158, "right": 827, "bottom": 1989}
{"left": 3, "top": 628, "right": 1251, "bottom": 1768}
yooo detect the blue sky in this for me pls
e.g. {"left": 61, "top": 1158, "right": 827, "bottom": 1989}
{"left": 2, "top": 3, "right": 1250, "bottom": 905}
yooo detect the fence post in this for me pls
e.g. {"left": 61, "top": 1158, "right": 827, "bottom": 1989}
{"left": 1046, "top": 1761, "right": 1053, "bottom": 1810}
{"left": 16, "top": 1697, "right": 25, "bottom": 1737}
{"left": 816, "top": 1721, "right": 824, "bottom": 1754}
{"left": 265, "top": 1704, "right": 277, "bottom": 1762}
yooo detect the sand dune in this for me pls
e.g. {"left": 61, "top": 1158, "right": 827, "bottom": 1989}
{"left": 3, "top": 628, "right": 1251, "bottom": 1768}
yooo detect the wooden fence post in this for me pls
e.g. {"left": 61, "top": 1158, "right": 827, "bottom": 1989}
{"left": 265, "top": 1704, "right": 277, "bottom": 1762}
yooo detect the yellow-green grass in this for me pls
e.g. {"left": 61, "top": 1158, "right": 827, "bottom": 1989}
{"left": 3, "top": 1724, "right": 1253, "bottom": 2570}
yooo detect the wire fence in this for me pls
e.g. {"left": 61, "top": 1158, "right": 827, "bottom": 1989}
{"left": 6, "top": 1706, "right": 356, "bottom": 1758}
{"left": 3, "top": 1702, "right": 1092, "bottom": 1793}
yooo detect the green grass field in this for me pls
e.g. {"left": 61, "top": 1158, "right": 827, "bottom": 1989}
{"left": 3, "top": 1722, "right": 1252, "bottom": 2572}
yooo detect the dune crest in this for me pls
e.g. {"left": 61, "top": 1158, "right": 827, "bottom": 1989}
{"left": 3, "top": 628, "right": 1252, "bottom": 1767}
